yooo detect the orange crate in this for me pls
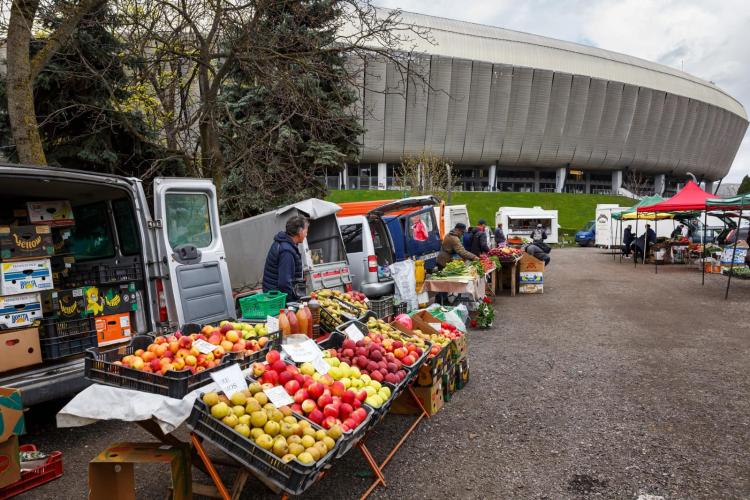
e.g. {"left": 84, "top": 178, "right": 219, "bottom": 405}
{"left": 95, "top": 313, "right": 132, "bottom": 347}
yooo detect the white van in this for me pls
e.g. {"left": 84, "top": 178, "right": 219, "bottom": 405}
{"left": 0, "top": 164, "right": 233, "bottom": 405}
{"left": 337, "top": 215, "right": 395, "bottom": 298}
{"left": 434, "top": 204, "right": 470, "bottom": 238}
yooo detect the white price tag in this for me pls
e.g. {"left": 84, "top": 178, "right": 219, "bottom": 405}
{"left": 193, "top": 339, "right": 217, "bottom": 354}
{"left": 264, "top": 386, "right": 294, "bottom": 408}
{"left": 429, "top": 322, "right": 442, "bottom": 332}
{"left": 266, "top": 315, "right": 279, "bottom": 333}
{"left": 210, "top": 364, "right": 246, "bottom": 398}
{"left": 343, "top": 324, "right": 364, "bottom": 342}
{"left": 282, "top": 339, "right": 321, "bottom": 363}
{"left": 312, "top": 356, "right": 330, "bottom": 375}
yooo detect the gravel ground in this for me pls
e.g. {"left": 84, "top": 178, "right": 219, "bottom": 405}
{"left": 20, "top": 248, "right": 750, "bottom": 499}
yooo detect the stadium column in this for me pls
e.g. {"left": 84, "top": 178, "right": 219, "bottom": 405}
{"left": 342, "top": 163, "right": 349, "bottom": 190}
{"left": 378, "top": 163, "right": 387, "bottom": 190}
{"left": 585, "top": 173, "right": 591, "bottom": 194}
{"left": 555, "top": 167, "right": 567, "bottom": 193}
{"left": 654, "top": 174, "right": 666, "bottom": 196}
{"left": 534, "top": 170, "right": 540, "bottom": 192}
{"left": 488, "top": 164, "right": 497, "bottom": 191}
{"left": 704, "top": 181, "right": 715, "bottom": 195}
{"left": 611, "top": 170, "right": 623, "bottom": 194}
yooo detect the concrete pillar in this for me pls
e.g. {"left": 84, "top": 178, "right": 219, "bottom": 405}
{"left": 377, "top": 163, "right": 387, "bottom": 190}
{"left": 654, "top": 174, "right": 666, "bottom": 196}
{"left": 342, "top": 164, "right": 349, "bottom": 190}
{"left": 704, "top": 181, "right": 716, "bottom": 195}
{"left": 585, "top": 173, "right": 591, "bottom": 194}
{"left": 488, "top": 164, "right": 497, "bottom": 192}
{"left": 611, "top": 170, "right": 623, "bottom": 193}
{"left": 555, "top": 167, "right": 567, "bottom": 193}
{"left": 534, "top": 170, "right": 540, "bottom": 192}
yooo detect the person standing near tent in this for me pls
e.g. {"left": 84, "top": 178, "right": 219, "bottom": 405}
{"left": 622, "top": 225, "right": 634, "bottom": 257}
{"left": 437, "top": 223, "right": 479, "bottom": 269}
{"left": 494, "top": 223, "right": 506, "bottom": 247}
{"left": 262, "top": 216, "right": 308, "bottom": 301}
{"left": 681, "top": 224, "right": 690, "bottom": 238}
{"left": 470, "top": 219, "right": 490, "bottom": 255}
{"left": 531, "top": 223, "right": 547, "bottom": 244}
{"left": 671, "top": 225, "right": 683, "bottom": 239}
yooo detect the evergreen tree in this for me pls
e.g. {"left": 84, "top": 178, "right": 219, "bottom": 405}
{"left": 738, "top": 175, "right": 750, "bottom": 195}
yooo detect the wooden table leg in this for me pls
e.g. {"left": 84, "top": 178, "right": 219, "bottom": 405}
{"left": 511, "top": 262, "right": 517, "bottom": 297}
{"left": 191, "top": 433, "right": 231, "bottom": 500}
{"left": 136, "top": 419, "right": 210, "bottom": 477}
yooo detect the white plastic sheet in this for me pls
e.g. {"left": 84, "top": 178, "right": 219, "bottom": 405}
{"left": 389, "top": 260, "right": 417, "bottom": 311}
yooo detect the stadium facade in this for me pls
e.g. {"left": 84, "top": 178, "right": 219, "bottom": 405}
{"left": 330, "top": 11, "right": 748, "bottom": 196}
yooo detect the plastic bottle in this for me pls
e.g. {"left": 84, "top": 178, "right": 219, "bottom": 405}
{"left": 304, "top": 304, "right": 313, "bottom": 337}
{"left": 307, "top": 298, "right": 321, "bottom": 338}
{"left": 286, "top": 307, "right": 299, "bottom": 334}
{"left": 278, "top": 309, "right": 291, "bottom": 337}
{"left": 296, "top": 305, "right": 309, "bottom": 338}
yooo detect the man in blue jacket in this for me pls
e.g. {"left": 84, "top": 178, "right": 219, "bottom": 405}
{"left": 263, "top": 216, "right": 309, "bottom": 301}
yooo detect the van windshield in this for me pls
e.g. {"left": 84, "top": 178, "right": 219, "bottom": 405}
{"left": 340, "top": 224, "right": 363, "bottom": 253}
{"left": 582, "top": 221, "right": 595, "bottom": 232}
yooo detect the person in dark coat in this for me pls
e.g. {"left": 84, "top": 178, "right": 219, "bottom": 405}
{"left": 494, "top": 223, "right": 506, "bottom": 247}
{"left": 437, "top": 223, "right": 478, "bottom": 269}
{"left": 263, "top": 215, "right": 309, "bottom": 301}
{"left": 470, "top": 219, "right": 490, "bottom": 255}
{"left": 463, "top": 226, "right": 475, "bottom": 248}
{"left": 622, "top": 224, "right": 634, "bottom": 257}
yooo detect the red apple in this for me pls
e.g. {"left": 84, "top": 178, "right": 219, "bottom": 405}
{"left": 294, "top": 389, "right": 309, "bottom": 404}
{"left": 265, "top": 350, "right": 281, "bottom": 364}
{"left": 301, "top": 399, "right": 317, "bottom": 414}
{"left": 308, "top": 408, "right": 324, "bottom": 424}
{"left": 317, "top": 393, "right": 333, "bottom": 408}
{"left": 321, "top": 416, "right": 337, "bottom": 429}
{"left": 252, "top": 362, "right": 266, "bottom": 377}
{"left": 342, "top": 390, "right": 356, "bottom": 405}
{"left": 261, "top": 371, "right": 278, "bottom": 385}
{"left": 330, "top": 381, "right": 346, "bottom": 398}
{"left": 284, "top": 380, "right": 300, "bottom": 395}
{"left": 278, "top": 371, "right": 293, "bottom": 386}
{"left": 271, "top": 360, "right": 287, "bottom": 373}
{"left": 339, "top": 403, "right": 353, "bottom": 420}
{"left": 308, "top": 382, "right": 325, "bottom": 400}
{"left": 323, "top": 403, "right": 339, "bottom": 419}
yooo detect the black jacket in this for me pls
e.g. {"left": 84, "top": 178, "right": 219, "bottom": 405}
{"left": 262, "top": 232, "right": 303, "bottom": 300}
{"left": 623, "top": 228, "right": 634, "bottom": 245}
{"left": 470, "top": 229, "right": 490, "bottom": 254}
{"left": 494, "top": 227, "right": 505, "bottom": 245}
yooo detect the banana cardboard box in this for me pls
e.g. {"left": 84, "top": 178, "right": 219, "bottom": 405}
{"left": 26, "top": 200, "right": 75, "bottom": 227}
{"left": 0, "top": 258, "right": 53, "bottom": 296}
{"left": 0, "top": 225, "right": 54, "bottom": 260}
{"left": 0, "top": 293, "right": 42, "bottom": 329}
{"left": 83, "top": 283, "right": 138, "bottom": 317}
{"left": 48, "top": 288, "right": 88, "bottom": 319}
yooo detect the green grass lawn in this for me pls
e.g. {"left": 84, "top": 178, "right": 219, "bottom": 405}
{"left": 326, "top": 189, "right": 633, "bottom": 236}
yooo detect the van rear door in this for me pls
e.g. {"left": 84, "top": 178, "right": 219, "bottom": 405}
{"left": 152, "top": 178, "right": 234, "bottom": 325}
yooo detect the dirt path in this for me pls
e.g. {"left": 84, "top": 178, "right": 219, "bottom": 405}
{"left": 21, "top": 248, "right": 750, "bottom": 499}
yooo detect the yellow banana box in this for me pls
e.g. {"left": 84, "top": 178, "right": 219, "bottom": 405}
{"left": 82, "top": 283, "right": 138, "bottom": 317}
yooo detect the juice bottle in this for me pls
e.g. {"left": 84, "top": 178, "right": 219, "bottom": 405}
{"left": 286, "top": 307, "right": 299, "bottom": 334}
{"left": 308, "top": 298, "right": 320, "bottom": 338}
{"left": 296, "top": 304, "right": 309, "bottom": 338}
{"left": 304, "top": 304, "right": 313, "bottom": 337}
{"left": 278, "top": 309, "right": 291, "bottom": 337}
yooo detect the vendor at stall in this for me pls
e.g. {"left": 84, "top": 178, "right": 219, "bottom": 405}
{"left": 469, "top": 219, "right": 490, "bottom": 254}
{"left": 494, "top": 223, "right": 506, "bottom": 247}
{"left": 531, "top": 223, "right": 547, "bottom": 243}
{"left": 262, "top": 215, "right": 308, "bottom": 301}
{"left": 622, "top": 224, "right": 634, "bottom": 257}
{"left": 634, "top": 224, "right": 657, "bottom": 259}
{"left": 671, "top": 225, "right": 684, "bottom": 239}
{"left": 437, "top": 223, "right": 479, "bottom": 269}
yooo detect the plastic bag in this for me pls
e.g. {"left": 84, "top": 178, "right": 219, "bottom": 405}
{"left": 425, "top": 304, "right": 467, "bottom": 332}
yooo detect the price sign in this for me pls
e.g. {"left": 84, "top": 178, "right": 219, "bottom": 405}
{"left": 312, "top": 356, "right": 330, "bottom": 375}
{"left": 210, "top": 364, "right": 246, "bottom": 398}
{"left": 266, "top": 315, "right": 279, "bottom": 333}
{"left": 193, "top": 339, "right": 217, "bottom": 354}
{"left": 429, "top": 322, "right": 442, "bottom": 332}
{"left": 343, "top": 324, "right": 364, "bottom": 342}
{"left": 264, "top": 386, "right": 294, "bottom": 408}
{"left": 282, "top": 339, "right": 321, "bottom": 363}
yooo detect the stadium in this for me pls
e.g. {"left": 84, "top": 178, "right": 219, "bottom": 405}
{"left": 331, "top": 11, "right": 748, "bottom": 196}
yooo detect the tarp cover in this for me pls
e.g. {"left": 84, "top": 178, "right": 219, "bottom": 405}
{"left": 706, "top": 193, "right": 750, "bottom": 210}
{"left": 611, "top": 195, "right": 664, "bottom": 220}
{"left": 276, "top": 198, "right": 341, "bottom": 219}
{"left": 637, "top": 181, "right": 714, "bottom": 212}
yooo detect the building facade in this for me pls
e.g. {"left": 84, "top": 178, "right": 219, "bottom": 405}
{"left": 334, "top": 11, "right": 748, "bottom": 196}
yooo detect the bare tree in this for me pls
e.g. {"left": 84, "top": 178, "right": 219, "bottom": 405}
{"left": 395, "top": 153, "right": 455, "bottom": 199}
{"left": 624, "top": 169, "right": 651, "bottom": 197}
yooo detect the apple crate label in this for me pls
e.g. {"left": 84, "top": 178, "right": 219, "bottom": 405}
{"left": 311, "top": 355, "right": 330, "bottom": 375}
{"left": 429, "top": 323, "right": 442, "bottom": 332}
{"left": 193, "top": 339, "right": 216, "bottom": 355}
{"left": 266, "top": 315, "right": 279, "bottom": 333}
{"left": 343, "top": 324, "right": 364, "bottom": 342}
{"left": 210, "top": 364, "right": 246, "bottom": 398}
{"left": 282, "top": 339, "right": 321, "bottom": 363}
{"left": 264, "top": 386, "right": 294, "bottom": 408}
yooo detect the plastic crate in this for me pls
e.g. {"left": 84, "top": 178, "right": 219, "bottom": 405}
{"left": 187, "top": 399, "right": 336, "bottom": 496}
{"left": 40, "top": 330, "right": 98, "bottom": 360}
{"left": 40, "top": 316, "right": 95, "bottom": 339}
{"left": 367, "top": 295, "right": 394, "bottom": 320}
{"left": 84, "top": 336, "right": 237, "bottom": 399}
{"left": 393, "top": 302, "right": 408, "bottom": 317}
{"left": 96, "top": 263, "right": 144, "bottom": 284}
{"left": 0, "top": 445, "right": 63, "bottom": 498}
{"left": 239, "top": 291, "right": 287, "bottom": 320}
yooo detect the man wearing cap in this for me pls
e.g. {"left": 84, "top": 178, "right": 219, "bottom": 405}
{"left": 469, "top": 219, "right": 490, "bottom": 255}
{"left": 437, "top": 223, "right": 479, "bottom": 269}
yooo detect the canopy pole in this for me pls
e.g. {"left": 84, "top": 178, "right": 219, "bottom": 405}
{"left": 619, "top": 219, "right": 623, "bottom": 263}
{"left": 724, "top": 205, "right": 744, "bottom": 300}
{"left": 634, "top": 217, "right": 639, "bottom": 268}
{"left": 611, "top": 213, "right": 615, "bottom": 261}
{"left": 701, "top": 208, "right": 708, "bottom": 285}
{"left": 654, "top": 218, "right": 658, "bottom": 274}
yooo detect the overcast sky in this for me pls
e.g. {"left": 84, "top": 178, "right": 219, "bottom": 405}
{"left": 376, "top": 0, "right": 750, "bottom": 183}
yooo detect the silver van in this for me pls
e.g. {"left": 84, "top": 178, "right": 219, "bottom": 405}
{"left": 0, "top": 164, "right": 234, "bottom": 404}
{"left": 337, "top": 214, "right": 395, "bottom": 298}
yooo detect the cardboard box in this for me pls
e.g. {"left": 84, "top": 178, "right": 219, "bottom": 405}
{"left": 26, "top": 201, "right": 75, "bottom": 227}
{"left": 390, "top": 379, "right": 444, "bottom": 416}
{"left": 83, "top": 283, "right": 138, "bottom": 317}
{"left": 0, "top": 328, "right": 42, "bottom": 372}
{"left": 1, "top": 259, "right": 53, "bottom": 295}
{"left": 0, "top": 387, "right": 25, "bottom": 442}
{"left": 51, "top": 227, "right": 73, "bottom": 255}
{"left": 55, "top": 288, "right": 87, "bottom": 319}
{"left": 89, "top": 442, "right": 192, "bottom": 500}
{"left": 410, "top": 310, "right": 443, "bottom": 336}
{"left": 95, "top": 313, "right": 132, "bottom": 346}
{"left": 519, "top": 283, "right": 544, "bottom": 294}
{"left": 519, "top": 271, "right": 543, "bottom": 284}
{"left": 0, "top": 436, "right": 21, "bottom": 488}
{"left": 0, "top": 293, "right": 42, "bottom": 329}
{"left": 449, "top": 335, "right": 468, "bottom": 362}
{"left": 0, "top": 225, "right": 54, "bottom": 260}
{"left": 50, "top": 255, "right": 76, "bottom": 282}
{"left": 518, "top": 253, "right": 545, "bottom": 273}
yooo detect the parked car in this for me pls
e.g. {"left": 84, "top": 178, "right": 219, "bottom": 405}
{"left": 337, "top": 214, "right": 395, "bottom": 298}
{"left": 575, "top": 220, "right": 595, "bottom": 246}
{"left": 0, "top": 164, "right": 234, "bottom": 405}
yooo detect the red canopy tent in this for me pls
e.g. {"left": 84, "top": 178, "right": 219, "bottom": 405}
{"left": 636, "top": 181, "right": 714, "bottom": 212}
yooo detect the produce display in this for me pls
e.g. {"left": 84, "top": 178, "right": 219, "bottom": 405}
{"left": 250, "top": 350, "right": 373, "bottom": 429}
{"left": 114, "top": 321, "right": 272, "bottom": 374}
{"left": 488, "top": 246, "right": 524, "bottom": 261}
{"left": 322, "top": 336, "right": 409, "bottom": 387}
{"left": 200, "top": 381, "right": 342, "bottom": 465}
{"left": 728, "top": 266, "right": 750, "bottom": 278}
{"left": 312, "top": 289, "right": 368, "bottom": 328}
{"left": 409, "top": 321, "right": 463, "bottom": 357}
{"left": 431, "top": 260, "right": 477, "bottom": 279}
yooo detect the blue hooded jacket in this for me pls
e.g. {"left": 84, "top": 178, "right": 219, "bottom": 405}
{"left": 263, "top": 231, "right": 303, "bottom": 300}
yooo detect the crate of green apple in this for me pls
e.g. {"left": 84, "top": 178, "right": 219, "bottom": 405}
{"left": 251, "top": 350, "right": 374, "bottom": 458}
{"left": 188, "top": 381, "right": 344, "bottom": 496}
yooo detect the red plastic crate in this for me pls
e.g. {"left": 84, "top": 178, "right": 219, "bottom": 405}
{"left": 0, "top": 445, "right": 63, "bottom": 499}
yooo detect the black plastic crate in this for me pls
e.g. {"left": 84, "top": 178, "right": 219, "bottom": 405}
{"left": 96, "top": 263, "right": 144, "bottom": 284}
{"left": 84, "top": 336, "right": 237, "bottom": 399}
{"left": 393, "top": 301, "right": 408, "bottom": 317}
{"left": 187, "top": 399, "right": 336, "bottom": 495}
{"left": 367, "top": 295, "right": 394, "bottom": 320}
{"left": 41, "top": 316, "right": 95, "bottom": 339}
{"left": 41, "top": 330, "right": 98, "bottom": 360}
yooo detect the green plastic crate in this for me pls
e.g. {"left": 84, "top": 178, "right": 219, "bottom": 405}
{"left": 239, "top": 291, "right": 287, "bottom": 319}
